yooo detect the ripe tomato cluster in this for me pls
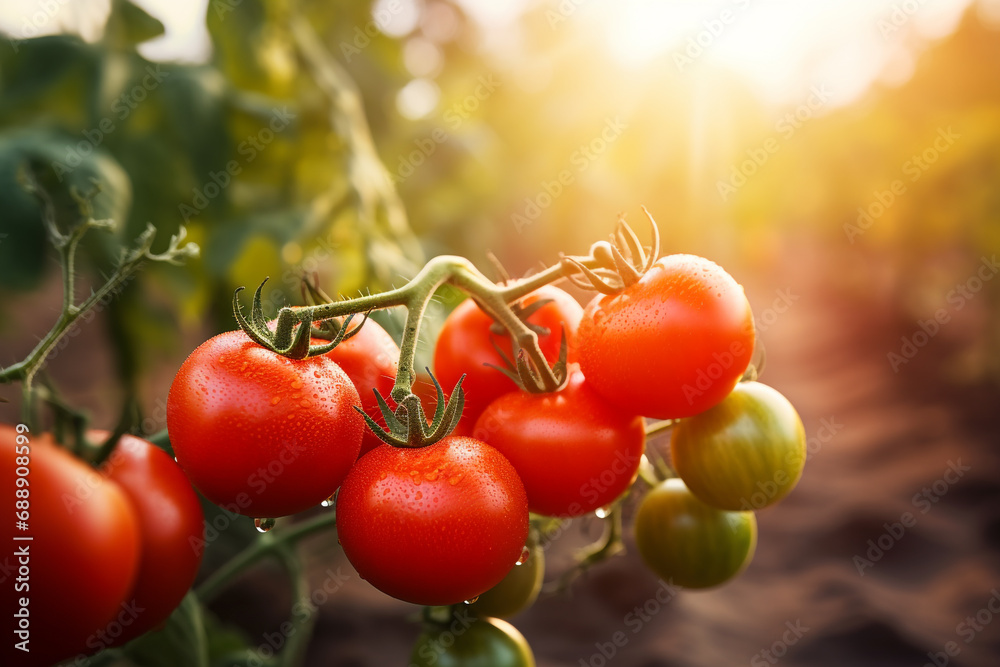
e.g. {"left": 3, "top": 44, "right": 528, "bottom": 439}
{"left": 163, "top": 244, "right": 807, "bottom": 665}
{"left": 1, "top": 426, "right": 204, "bottom": 667}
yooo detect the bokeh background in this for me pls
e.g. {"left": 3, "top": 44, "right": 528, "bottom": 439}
{"left": 1, "top": 0, "right": 999, "bottom": 665}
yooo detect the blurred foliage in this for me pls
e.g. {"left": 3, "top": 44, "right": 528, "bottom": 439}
{"left": 341, "top": 1, "right": 1000, "bottom": 380}
{"left": 0, "top": 0, "right": 424, "bottom": 385}
{"left": 0, "top": 2, "right": 994, "bottom": 405}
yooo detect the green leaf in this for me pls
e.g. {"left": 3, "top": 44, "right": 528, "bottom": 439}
{"left": 0, "top": 35, "right": 103, "bottom": 127}
{"left": 104, "top": 0, "right": 166, "bottom": 48}
{"left": 0, "top": 128, "right": 131, "bottom": 290}
{"left": 123, "top": 592, "right": 209, "bottom": 667}
{"left": 202, "top": 610, "right": 255, "bottom": 665}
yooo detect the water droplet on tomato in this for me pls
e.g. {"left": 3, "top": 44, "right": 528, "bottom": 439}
{"left": 271, "top": 396, "right": 282, "bottom": 405}
{"left": 463, "top": 596, "right": 479, "bottom": 605}
{"left": 595, "top": 506, "right": 612, "bottom": 519}
{"left": 254, "top": 517, "right": 275, "bottom": 533}
{"left": 379, "top": 471, "right": 388, "bottom": 481}
{"left": 291, "top": 379, "right": 303, "bottom": 389}
{"left": 320, "top": 491, "right": 337, "bottom": 508}
{"left": 448, "top": 475, "right": 462, "bottom": 486}
{"left": 515, "top": 545, "right": 530, "bottom": 566}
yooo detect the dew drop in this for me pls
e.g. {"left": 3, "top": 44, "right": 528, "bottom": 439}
{"left": 448, "top": 475, "right": 462, "bottom": 486}
{"left": 415, "top": 491, "right": 423, "bottom": 500}
{"left": 463, "top": 596, "right": 479, "bottom": 605}
{"left": 271, "top": 396, "right": 282, "bottom": 405}
{"left": 379, "top": 471, "right": 388, "bottom": 481}
{"left": 515, "top": 545, "right": 530, "bottom": 566}
{"left": 254, "top": 517, "right": 275, "bottom": 533}
{"left": 291, "top": 379, "right": 303, "bottom": 389}
{"left": 595, "top": 505, "right": 613, "bottom": 519}
{"left": 320, "top": 491, "right": 337, "bottom": 508}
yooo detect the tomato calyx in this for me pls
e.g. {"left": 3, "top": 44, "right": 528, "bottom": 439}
{"left": 560, "top": 207, "right": 661, "bottom": 295}
{"left": 360, "top": 371, "right": 467, "bottom": 448}
{"left": 232, "top": 277, "right": 368, "bottom": 359}
{"left": 487, "top": 297, "right": 555, "bottom": 338}
{"left": 484, "top": 328, "right": 569, "bottom": 394}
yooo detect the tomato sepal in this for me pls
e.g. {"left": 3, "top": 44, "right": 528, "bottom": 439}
{"left": 357, "top": 371, "right": 466, "bottom": 448}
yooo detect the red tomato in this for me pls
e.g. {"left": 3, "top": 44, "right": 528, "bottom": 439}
{"left": 433, "top": 286, "right": 583, "bottom": 431}
{"left": 322, "top": 319, "right": 400, "bottom": 456}
{"left": 1, "top": 425, "right": 141, "bottom": 667}
{"left": 336, "top": 436, "right": 529, "bottom": 606}
{"left": 101, "top": 433, "right": 204, "bottom": 644}
{"left": 473, "top": 370, "right": 645, "bottom": 517}
{"left": 577, "top": 255, "right": 755, "bottom": 419}
{"left": 167, "top": 330, "right": 364, "bottom": 518}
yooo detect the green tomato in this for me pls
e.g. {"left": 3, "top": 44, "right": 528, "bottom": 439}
{"left": 671, "top": 381, "right": 805, "bottom": 511}
{"left": 470, "top": 533, "right": 544, "bottom": 618}
{"left": 635, "top": 478, "right": 756, "bottom": 589}
{"left": 410, "top": 616, "right": 535, "bottom": 667}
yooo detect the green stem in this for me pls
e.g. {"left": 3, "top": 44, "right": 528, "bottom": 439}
{"left": 196, "top": 512, "right": 336, "bottom": 604}
{"left": 644, "top": 419, "right": 678, "bottom": 437}
{"left": 544, "top": 504, "right": 625, "bottom": 594}
{"left": 271, "top": 255, "right": 600, "bottom": 399}
{"left": 275, "top": 546, "right": 317, "bottom": 667}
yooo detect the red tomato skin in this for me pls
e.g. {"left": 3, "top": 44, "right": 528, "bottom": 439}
{"left": 473, "top": 371, "right": 645, "bottom": 517}
{"left": 167, "top": 330, "right": 364, "bottom": 518}
{"left": 433, "top": 286, "right": 583, "bottom": 429}
{"left": 336, "top": 436, "right": 529, "bottom": 606}
{"left": 101, "top": 433, "right": 205, "bottom": 644}
{"left": 1, "top": 425, "right": 141, "bottom": 666}
{"left": 577, "top": 255, "right": 755, "bottom": 419}
{"left": 322, "top": 320, "right": 400, "bottom": 457}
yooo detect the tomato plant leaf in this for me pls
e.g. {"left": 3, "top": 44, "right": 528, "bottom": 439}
{"left": 123, "top": 592, "right": 210, "bottom": 667}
